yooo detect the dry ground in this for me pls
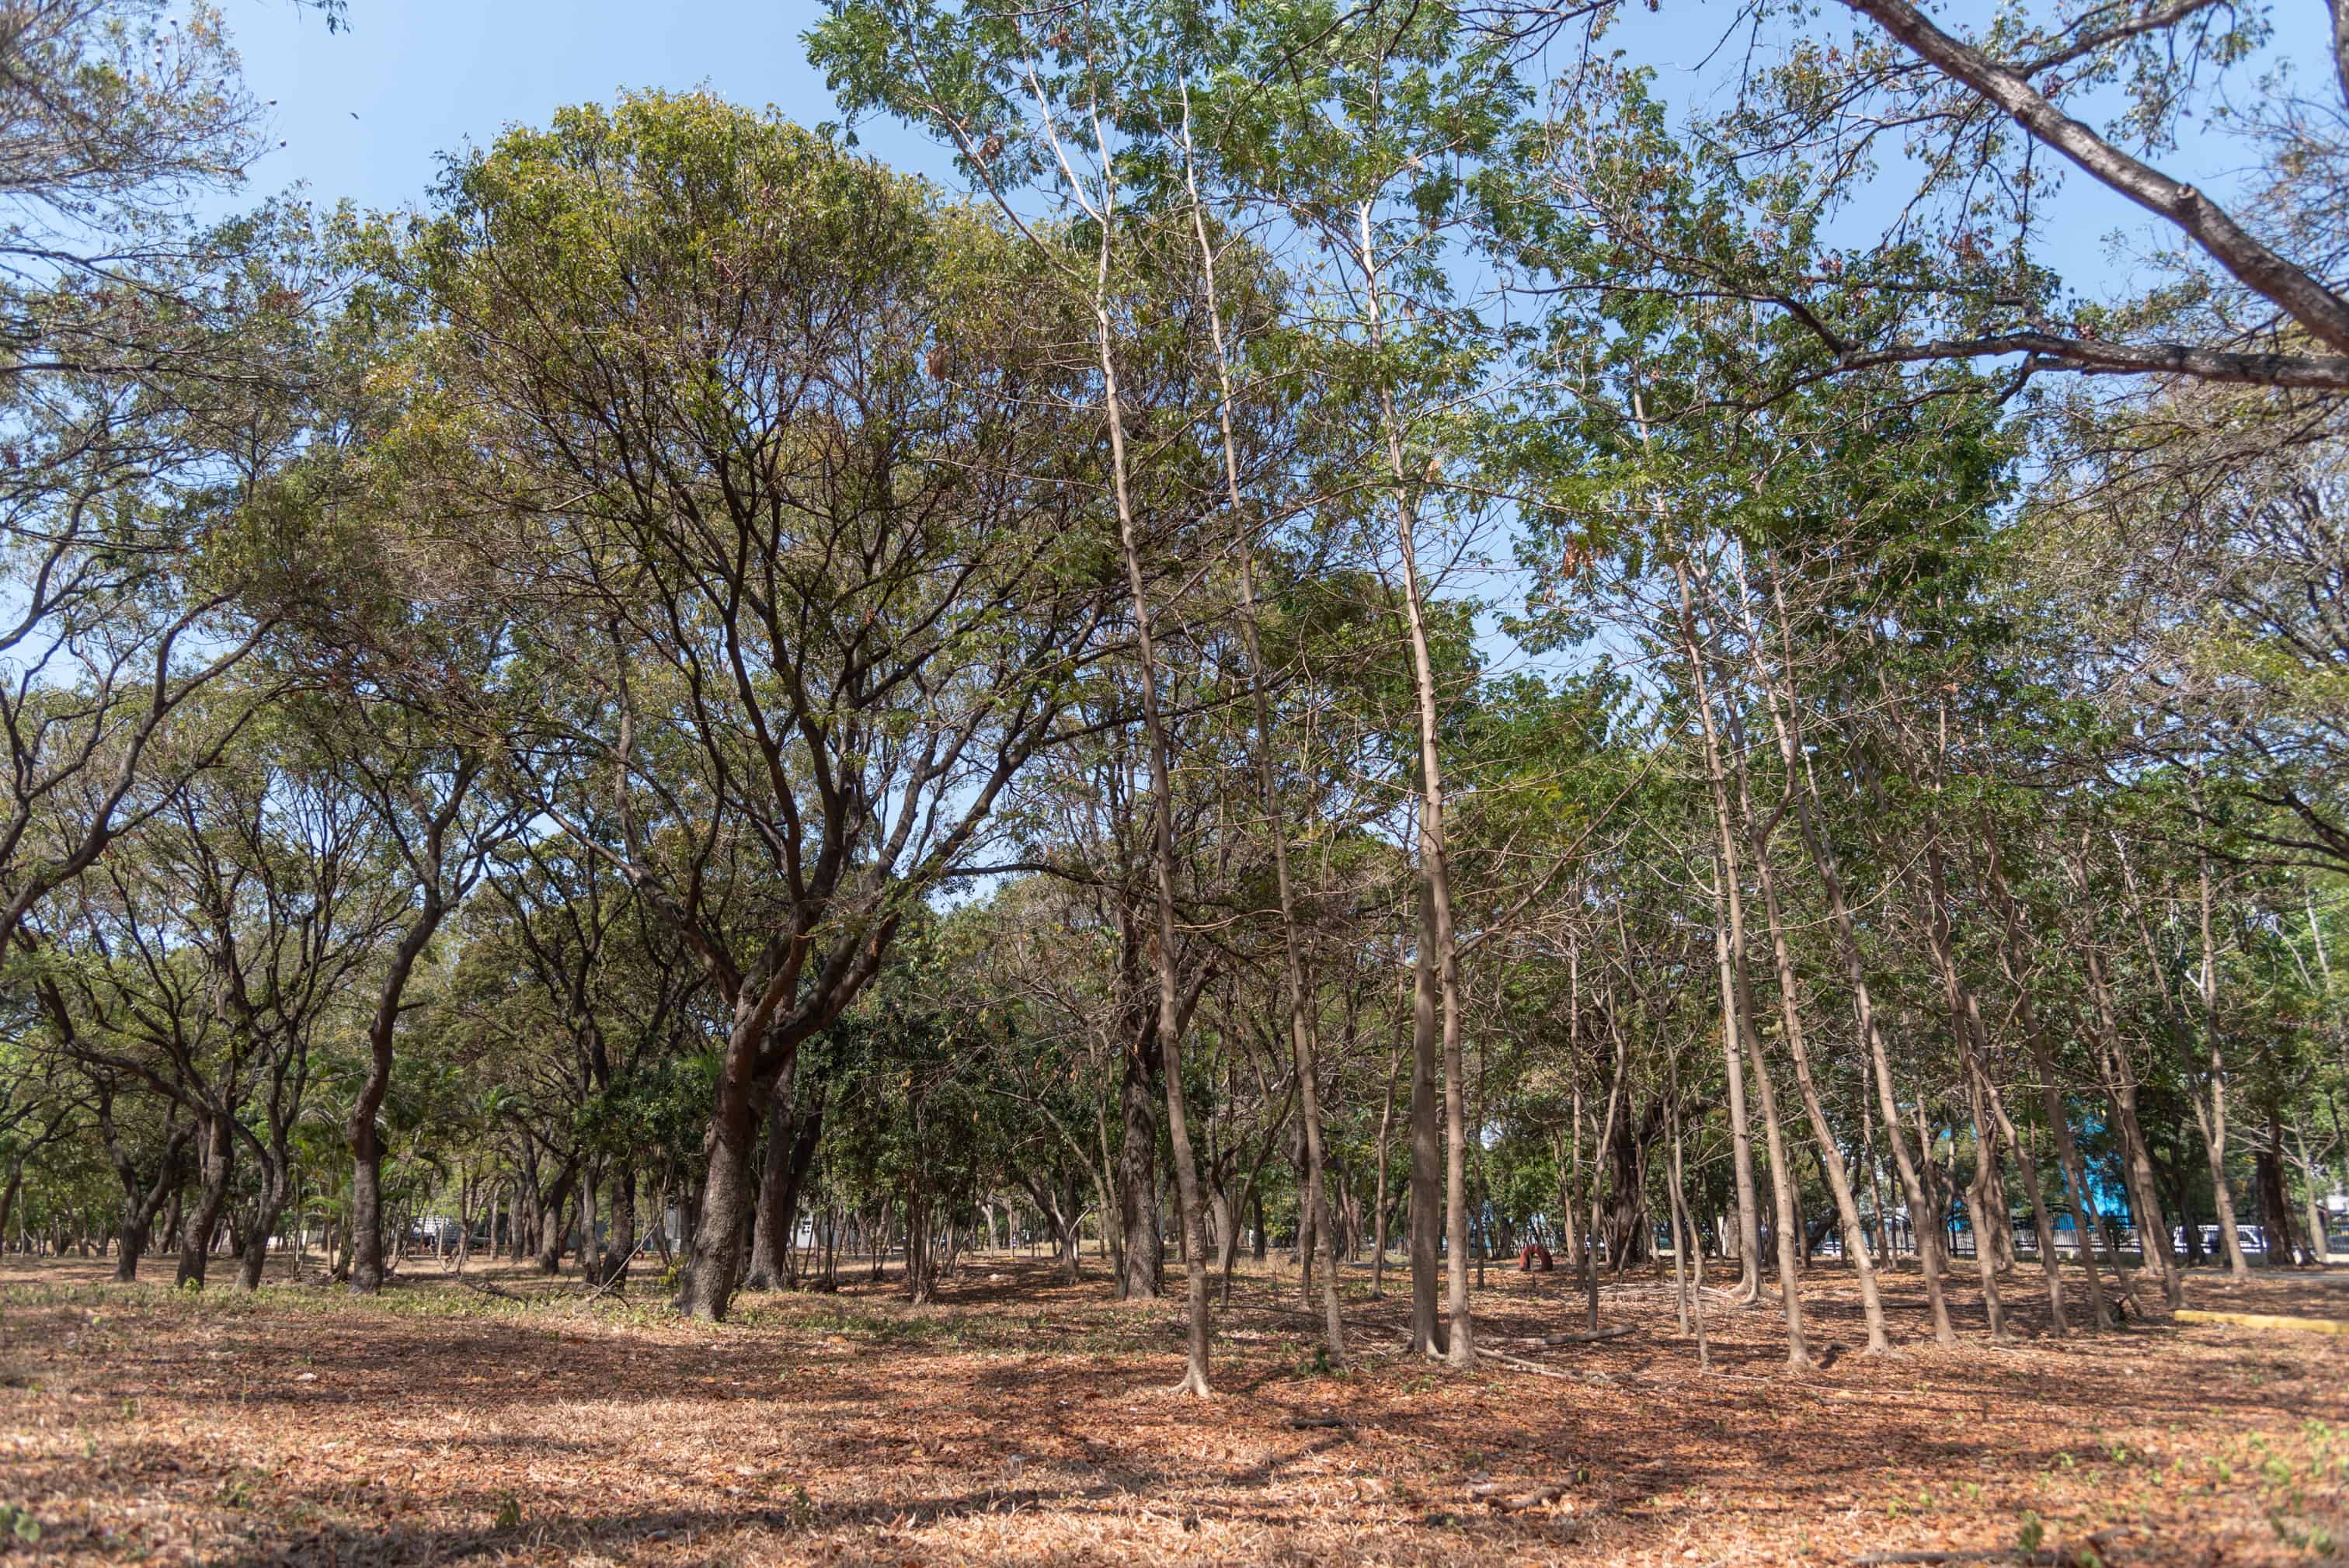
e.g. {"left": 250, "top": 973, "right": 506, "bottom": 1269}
{"left": 2, "top": 1250, "right": 2346, "bottom": 1567}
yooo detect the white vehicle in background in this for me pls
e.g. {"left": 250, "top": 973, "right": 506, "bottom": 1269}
{"left": 2171, "top": 1223, "right": 2271, "bottom": 1257}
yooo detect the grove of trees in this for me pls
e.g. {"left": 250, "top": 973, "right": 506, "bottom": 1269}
{"left": 3, "top": 0, "right": 2347, "bottom": 1394}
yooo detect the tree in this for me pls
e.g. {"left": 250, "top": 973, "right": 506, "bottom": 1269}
{"left": 394, "top": 92, "right": 1120, "bottom": 1320}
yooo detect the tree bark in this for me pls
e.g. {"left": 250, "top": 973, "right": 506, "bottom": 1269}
{"left": 349, "top": 873, "right": 457, "bottom": 1296}
{"left": 1116, "top": 1024, "right": 1164, "bottom": 1302}
{"left": 1832, "top": 0, "right": 2349, "bottom": 357}
{"left": 176, "top": 1110, "right": 233, "bottom": 1289}
{"left": 1407, "top": 878, "right": 1446, "bottom": 1357}
{"left": 1675, "top": 561, "right": 1804, "bottom": 1365}
{"left": 1724, "top": 692, "right": 1888, "bottom": 1353}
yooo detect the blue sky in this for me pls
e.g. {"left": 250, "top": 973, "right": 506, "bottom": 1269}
{"left": 218, "top": 0, "right": 2323, "bottom": 687}
{"left": 228, "top": 0, "right": 958, "bottom": 214}
{"left": 224, "top": 0, "right": 2310, "bottom": 310}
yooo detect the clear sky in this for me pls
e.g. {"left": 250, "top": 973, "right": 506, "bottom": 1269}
{"left": 227, "top": 0, "right": 960, "bottom": 215}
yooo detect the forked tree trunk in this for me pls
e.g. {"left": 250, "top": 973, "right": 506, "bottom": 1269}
{"left": 176, "top": 1111, "right": 234, "bottom": 1289}
{"left": 1917, "top": 840, "right": 2010, "bottom": 1340}
{"left": 2072, "top": 898, "right": 2183, "bottom": 1310}
{"left": 239, "top": 1167, "right": 294, "bottom": 1292}
{"left": 1080, "top": 155, "right": 1215, "bottom": 1392}
{"left": 1978, "top": 829, "right": 2111, "bottom": 1330}
{"left": 1745, "top": 565, "right": 1941, "bottom": 1336}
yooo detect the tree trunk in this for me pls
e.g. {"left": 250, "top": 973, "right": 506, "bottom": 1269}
{"left": 1182, "top": 152, "right": 1344, "bottom": 1370}
{"left": 1978, "top": 829, "right": 2113, "bottom": 1328}
{"left": 176, "top": 1111, "right": 234, "bottom": 1289}
{"left": 601, "top": 1160, "right": 638, "bottom": 1288}
{"left": 673, "top": 1013, "right": 776, "bottom": 1319}
{"left": 1745, "top": 569, "right": 1944, "bottom": 1335}
{"left": 1407, "top": 878, "right": 1446, "bottom": 1358}
{"left": 1710, "top": 914, "right": 1763, "bottom": 1306}
{"left": 1117, "top": 1032, "right": 1163, "bottom": 1301}
{"left": 2076, "top": 925, "right": 2184, "bottom": 1311}
{"left": 536, "top": 1163, "right": 577, "bottom": 1276}
{"left": 1087, "top": 193, "right": 1216, "bottom": 1392}
{"left": 1355, "top": 195, "right": 1469, "bottom": 1372}
{"left": 1371, "top": 1005, "right": 1401, "bottom": 1299}
{"left": 2190, "top": 857, "right": 2253, "bottom": 1282}
{"left": 1916, "top": 840, "right": 2010, "bottom": 1340}
{"left": 239, "top": 1170, "right": 293, "bottom": 1292}
{"left": 2255, "top": 1115, "right": 2304, "bottom": 1264}
{"left": 1735, "top": 753, "right": 1889, "bottom": 1352}
{"left": 1676, "top": 563, "right": 1805, "bottom": 1365}
{"left": 747, "top": 1067, "right": 821, "bottom": 1292}
{"left": 113, "top": 1128, "right": 189, "bottom": 1285}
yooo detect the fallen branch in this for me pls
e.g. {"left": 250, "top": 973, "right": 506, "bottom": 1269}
{"left": 1287, "top": 1415, "right": 1351, "bottom": 1430}
{"left": 1473, "top": 1346, "right": 1576, "bottom": 1380}
{"left": 2173, "top": 1308, "right": 2347, "bottom": 1336}
{"left": 456, "top": 1273, "right": 530, "bottom": 1303}
{"left": 1526, "top": 1326, "right": 1636, "bottom": 1347}
{"left": 1857, "top": 1552, "right": 2074, "bottom": 1566}
{"left": 576, "top": 1237, "right": 652, "bottom": 1306}
{"left": 1470, "top": 1480, "right": 1571, "bottom": 1512}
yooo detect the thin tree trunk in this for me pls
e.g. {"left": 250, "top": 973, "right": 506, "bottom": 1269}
{"left": 1675, "top": 561, "right": 1806, "bottom": 1367}
{"left": 1749, "top": 561, "right": 1947, "bottom": 1337}
{"left": 1978, "top": 829, "right": 2110, "bottom": 1330}
{"left": 1352, "top": 197, "right": 1469, "bottom": 1371}
{"left": 1180, "top": 108, "right": 1342, "bottom": 1369}
{"left": 1076, "top": 131, "right": 1215, "bottom": 1392}
{"left": 1724, "top": 693, "right": 1888, "bottom": 1353}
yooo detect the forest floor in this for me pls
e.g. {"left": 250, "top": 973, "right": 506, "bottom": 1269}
{"left": 2, "top": 1251, "right": 2346, "bottom": 1568}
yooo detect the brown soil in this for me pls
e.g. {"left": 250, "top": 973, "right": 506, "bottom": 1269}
{"left": 2, "top": 1252, "right": 2344, "bottom": 1566}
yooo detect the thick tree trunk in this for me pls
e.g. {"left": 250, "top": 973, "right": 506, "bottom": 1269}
{"left": 102, "top": 1096, "right": 188, "bottom": 1286}
{"left": 113, "top": 1132, "right": 188, "bottom": 1285}
{"left": 536, "top": 1164, "right": 578, "bottom": 1276}
{"left": 1117, "top": 1034, "right": 1163, "bottom": 1301}
{"left": 746, "top": 1066, "right": 820, "bottom": 1292}
{"left": 2255, "top": 1118, "right": 2305, "bottom": 1263}
{"left": 239, "top": 1170, "right": 293, "bottom": 1292}
{"left": 176, "top": 1112, "right": 234, "bottom": 1289}
{"left": 673, "top": 1018, "right": 778, "bottom": 1320}
{"left": 600, "top": 1160, "right": 638, "bottom": 1288}
{"left": 350, "top": 871, "right": 458, "bottom": 1297}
